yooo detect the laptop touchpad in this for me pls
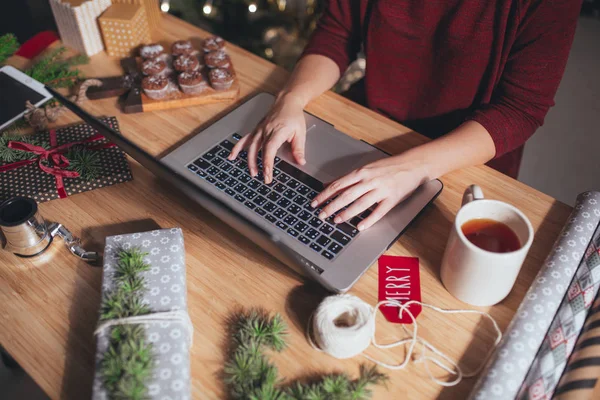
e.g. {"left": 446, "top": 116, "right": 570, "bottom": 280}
{"left": 280, "top": 124, "right": 385, "bottom": 184}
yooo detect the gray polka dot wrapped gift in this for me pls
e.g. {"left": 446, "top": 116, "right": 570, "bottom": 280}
{"left": 0, "top": 117, "right": 132, "bottom": 203}
{"left": 92, "top": 228, "right": 192, "bottom": 400}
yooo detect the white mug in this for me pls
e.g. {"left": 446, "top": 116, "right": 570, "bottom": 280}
{"left": 440, "top": 185, "right": 534, "bottom": 306}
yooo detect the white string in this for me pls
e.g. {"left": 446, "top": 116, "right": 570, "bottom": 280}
{"left": 308, "top": 295, "right": 502, "bottom": 387}
{"left": 94, "top": 310, "right": 194, "bottom": 348}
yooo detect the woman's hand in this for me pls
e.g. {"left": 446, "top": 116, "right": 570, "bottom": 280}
{"left": 228, "top": 93, "right": 307, "bottom": 184}
{"left": 311, "top": 155, "right": 430, "bottom": 231}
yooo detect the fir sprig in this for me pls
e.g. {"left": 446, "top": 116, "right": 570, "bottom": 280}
{"left": 0, "top": 33, "right": 19, "bottom": 64}
{"left": 24, "top": 47, "right": 88, "bottom": 89}
{"left": 0, "top": 134, "right": 48, "bottom": 162}
{"left": 100, "top": 248, "right": 155, "bottom": 400}
{"left": 224, "top": 310, "right": 388, "bottom": 400}
{"left": 66, "top": 146, "right": 102, "bottom": 181}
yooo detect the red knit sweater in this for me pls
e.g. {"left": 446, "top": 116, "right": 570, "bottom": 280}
{"left": 302, "top": 0, "right": 581, "bottom": 178}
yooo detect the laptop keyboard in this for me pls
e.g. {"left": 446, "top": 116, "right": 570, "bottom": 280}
{"left": 186, "top": 133, "right": 367, "bottom": 261}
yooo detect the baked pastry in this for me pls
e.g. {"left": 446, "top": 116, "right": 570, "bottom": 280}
{"left": 171, "top": 40, "right": 194, "bottom": 57}
{"left": 142, "top": 75, "right": 169, "bottom": 99}
{"left": 140, "top": 43, "right": 165, "bottom": 60}
{"left": 203, "top": 36, "right": 225, "bottom": 52}
{"left": 141, "top": 58, "right": 168, "bottom": 77}
{"left": 178, "top": 71, "right": 208, "bottom": 95}
{"left": 173, "top": 54, "right": 200, "bottom": 72}
{"left": 204, "top": 50, "right": 230, "bottom": 69}
{"left": 208, "top": 68, "right": 234, "bottom": 91}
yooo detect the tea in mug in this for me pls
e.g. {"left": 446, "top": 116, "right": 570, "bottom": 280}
{"left": 461, "top": 218, "right": 521, "bottom": 253}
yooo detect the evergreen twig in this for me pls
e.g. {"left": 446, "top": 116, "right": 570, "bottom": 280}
{"left": 0, "top": 33, "right": 19, "bottom": 64}
{"left": 23, "top": 47, "right": 85, "bottom": 89}
{"left": 100, "top": 248, "right": 155, "bottom": 400}
{"left": 66, "top": 145, "right": 102, "bottom": 181}
{"left": 0, "top": 134, "right": 48, "bottom": 163}
{"left": 224, "top": 310, "right": 388, "bottom": 400}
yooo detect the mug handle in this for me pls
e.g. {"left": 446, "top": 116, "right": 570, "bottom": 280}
{"left": 462, "top": 185, "right": 484, "bottom": 206}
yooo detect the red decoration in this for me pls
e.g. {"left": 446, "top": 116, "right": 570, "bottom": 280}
{"left": 15, "top": 31, "right": 60, "bottom": 59}
{"left": 378, "top": 255, "right": 422, "bottom": 324}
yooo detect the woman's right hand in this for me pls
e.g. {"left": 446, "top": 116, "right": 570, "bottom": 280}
{"left": 228, "top": 92, "right": 307, "bottom": 184}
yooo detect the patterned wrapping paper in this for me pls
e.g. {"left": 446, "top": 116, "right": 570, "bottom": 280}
{"left": 92, "top": 228, "right": 191, "bottom": 400}
{"left": 112, "top": 0, "right": 163, "bottom": 31}
{"left": 469, "top": 191, "right": 600, "bottom": 400}
{"left": 517, "top": 233, "right": 600, "bottom": 399}
{"left": 554, "top": 294, "right": 600, "bottom": 399}
{"left": 98, "top": 3, "right": 152, "bottom": 58}
{"left": 0, "top": 117, "right": 132, "bottom": 203}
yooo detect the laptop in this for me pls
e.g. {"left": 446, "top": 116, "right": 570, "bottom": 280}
{"left": 48, "top": 89, "right": 442, "bottom": 292}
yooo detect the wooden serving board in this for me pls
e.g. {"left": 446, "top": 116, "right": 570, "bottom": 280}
{"left": 126, "top": 55, "right": 239, "bottom": 114}
{"left": 138, "top": 78, "right": 239, "bottom": 113}
{"left": 86, "top": 55, "right": 240, "bottom": 114}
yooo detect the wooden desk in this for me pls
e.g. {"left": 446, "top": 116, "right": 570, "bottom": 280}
{"left": 0, "top": 14, "right": 572, "bottom": 399}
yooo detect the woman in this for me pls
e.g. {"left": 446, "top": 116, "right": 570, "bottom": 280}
{"left": 229, "top": 0, "right": 581, "bottom": 231}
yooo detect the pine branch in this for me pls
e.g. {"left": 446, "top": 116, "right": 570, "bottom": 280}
{"left": 100, "top": 248, "right": 155, "bottom": 400}
{"left": 224, "top": 310, "right": 388, "bottom": 400}
{"left": 66, "top": 53, "right": 89, "bottom": 66}
{"left": 232, "top": 310, "right": 288, "bottom": 352}
{"left": 0, "top": 134, "right": 48, "bottom": 163}
{"left": 23, "top": 46, "right": 85, "bottom": 89}
{"left": 66, "top": 146, "right": 102, "bottom": 181}
{"left": 44, "top": 75, "right": 80, "bottom": 87}
{"left": 0, "top": 33, "right": 19, "bottom": 64}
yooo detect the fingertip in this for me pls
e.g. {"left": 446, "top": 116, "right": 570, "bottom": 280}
{"left": 310, "top": 200, "right": 317, "bottom": 207}
{"left": 357, "top": 223, "right": 365, "bottom": 231}
{"left": 294, "top": 153, "right": 306, "bottom": 165}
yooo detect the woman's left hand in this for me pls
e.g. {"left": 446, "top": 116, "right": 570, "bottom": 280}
{"left": 310, "top": 154, "right": 430, "bottom": 231}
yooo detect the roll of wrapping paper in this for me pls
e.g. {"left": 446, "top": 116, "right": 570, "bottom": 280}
{"left": 516, "top": 233, "right": 600, "bottom": 399}
{"left": 469, "top": 191, "right": 600, "bottom": 400}
{"left": 553, "top": 296, "right": 600, "bottom": 399}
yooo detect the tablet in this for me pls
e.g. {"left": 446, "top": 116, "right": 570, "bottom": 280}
{"left": 0, "top": 65, "right": 53, "bottom": 131}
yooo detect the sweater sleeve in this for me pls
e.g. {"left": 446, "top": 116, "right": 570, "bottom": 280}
{"left": 467, "top": 0, "right": 581, "bottom": 157}
{"left": 301, "top": 0, "right": 361, "bottom": 76}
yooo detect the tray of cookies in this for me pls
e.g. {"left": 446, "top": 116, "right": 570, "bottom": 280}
{"left": 124, "top": 37, "right": 239, "bottom": 113}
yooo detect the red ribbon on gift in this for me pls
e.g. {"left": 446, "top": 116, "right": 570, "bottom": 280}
{"left": 0, "top": 129, "right": 116, "bottom": 198}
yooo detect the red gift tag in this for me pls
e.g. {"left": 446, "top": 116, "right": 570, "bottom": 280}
{"left": 378, "top": 255, "right": 422, "bottom": 324}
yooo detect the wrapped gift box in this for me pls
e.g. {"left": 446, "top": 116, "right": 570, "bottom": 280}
{"left": 99, "top": 3, "right": 151, "bottom": 57}
{"left": 49, "top": 0, "right": 111, "bottom": 56}
{"left": 0, "top": 117, "right": 132, "bottom": 203}
{"left": 92, "top": 228, "right": 191, "bottom": 400}
{"left": 112, "top": 0, "right": 162, "bottom": 32}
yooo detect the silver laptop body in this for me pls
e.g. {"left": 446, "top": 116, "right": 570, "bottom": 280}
{"left": 162, "top": 93, "right": 442, "bottom": 292}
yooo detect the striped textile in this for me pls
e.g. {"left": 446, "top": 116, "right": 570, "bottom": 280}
{"left": 554, "top": 297, "right": 600, "bottom": 399}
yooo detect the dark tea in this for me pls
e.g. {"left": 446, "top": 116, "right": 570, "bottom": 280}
{"left": 461, "top": 218, "right": 521, "bottom": 253}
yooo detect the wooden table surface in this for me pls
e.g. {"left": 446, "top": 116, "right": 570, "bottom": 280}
{"left": 0, "top": 14, "right": 573, "bottom": 400}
